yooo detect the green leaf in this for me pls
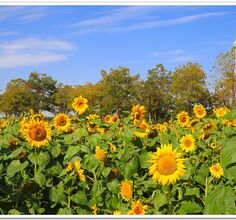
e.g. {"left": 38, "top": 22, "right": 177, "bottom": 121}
{"left": 34, "top": 172, "right": 46, "bottom": 187}
{"left": 102, "top": 167, "right": 111, "bottom": 178}
{"left": 92, "top": 180, "right": 104, "bottom": 198}
{"left": 195, "top": 164, "right": 209, "bottom": 185}
{"left": 5, "top": 147, "right": 24, "bottom": 159}
{"left": 64, "top": 145, "right": 80, "bottom": 162}
{"left": 204, "top": 183, "right": 235, "bottom": 214}
{"left": 87, "top": 133, "right": 102, "bottom": 146}
{"left": 223, "top": 108, "right": 236, "bottom": 120}
{"left": 7, "top": 160, "right": 28, "bottom": 178}
{"left": 48, "top": 144, "right": 61, "bottom": 158}
{"left": 71, "top": 191, "right": 88, "bottom": 205}
{"left": 8, "top": 209, "right": 22, "bottom": 215}
{"left": 28, "top": 151, "right": 50, "bottom": 169}
{"left": 225, "top": 165, "right": 236, "bottom": 180}
{"left": 58, "top": 208, "right": 73, "bottom": 214}
{"left": 153, "top": 190, "right": 167, "bottom": 210}
{"left": 139, "top": 151, "right": 151, "bottom": 169}
{"left": 107, "top": 179, "right": 120, "bottom": 194}
{"left": 49, "top": 182, "right": 66, "bottom": 203}
{"left": 47, "top": 162, "right": 63, "bottom": 175}
{"left": 220, "top": 136, "right": 236, "bottom": 167}
{"left": 177, "top": 201, "right": 202, "bottom": 214}
{"left": 185, "top": 187, "right": 200, "bottom": 197}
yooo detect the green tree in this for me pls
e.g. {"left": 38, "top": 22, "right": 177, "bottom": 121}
{"left": 99, "top": 67, "right": 140, "bottom": 115}
{"left": 213, "top": 46, "right": 236, "bottom": 108}
{"left": 27, "top": 72, "right": 57, "bottom": 113}
{"left": 171, "top": 63, "right": 211, "bottom": 113}
{"left": 0, "top": 79, "right": 31, "bottom": 117}
{"left": 141, "top": 64, "right": 173, "bottom": 122}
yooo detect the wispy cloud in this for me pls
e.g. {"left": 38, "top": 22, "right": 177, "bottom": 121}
{"left": 0, "top": 38, "right": 74, "bottom": 68}
{"left": 0, "top": 31, "right": 18, "bottom": 37}
{"left": 69, "top": 7, "right": 228, "bottom": 35}
{"left": 0, "top": 6, "right": 47, "bottom": 23}
{"left": 150, "top": 50, "right": 183, "bottom": 57}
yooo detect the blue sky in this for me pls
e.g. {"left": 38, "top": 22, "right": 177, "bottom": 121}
{"left": 0, "top": 6, "right": 236, "bottom": 90}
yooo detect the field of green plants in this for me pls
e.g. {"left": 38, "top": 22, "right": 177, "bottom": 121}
{"left": 0, "top": 96, "right": 235, "bottom": 215}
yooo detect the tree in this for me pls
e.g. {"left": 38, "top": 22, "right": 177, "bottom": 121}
{"left": 99, "top": 67, "right": 140, "bottom": 115}
{"left": 141, "top": 64, "right": 172, "bottom": 122}
{"left": 171, "top": 63, "right": 211, "bottom": 113}
{"left": 27, "top": 72, "right": 57, "bottom": 113}
{"left": 213, "top": 46, "right": 236, "bottom": 108}
{"left": 0, "top": 79, "right": 31, "bottom": 117}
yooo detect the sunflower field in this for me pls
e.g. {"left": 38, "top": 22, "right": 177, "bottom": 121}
{"left": 0, "top": 96, "right": 236, "bottom": 215}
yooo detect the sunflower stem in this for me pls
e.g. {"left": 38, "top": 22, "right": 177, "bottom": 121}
{"left": 68, "top": 187, "right": 71, "bottom": 208}
{"left": 34, "top": 149, "right": 37, "bottom": 174}
{"left": 93, "top": 171, "right": 97, "bottom": 181}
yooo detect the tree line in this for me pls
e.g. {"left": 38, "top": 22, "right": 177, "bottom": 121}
{"left": 0, "top": 46, "right": 235, "bottom": 122}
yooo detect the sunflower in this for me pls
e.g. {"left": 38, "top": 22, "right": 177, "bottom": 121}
{"left": 74, "top": 160, "right": 86, "bottom": 182}
{"left": 149, "top": 144, "right": 185, "bottom": 185}
{"left": 87, "top": 122, "right": 98, "bottom": 132}
{"left": 131, "top": 104, "right": 146, "bottom": 121}
{"left": 189, "top": 119, "right": 199, "bottom": 132}
{"left": 193, "top": 104, "right": 206, "bottom": 119}
{"left": 176, "top": 111, "right": 190, "bottom": 127}
{"left": 54, "top": 113, "right": 71, "bottom": 132}
{"left": 128, "top": 200, "right": 147, "bottom": 215}
{"left": 19, "top": 117, "right": 29, "bottom": 135}
{"left": 222, "top": 119, "right": 236, "bottom": 127}
{"left": 86, "top": 114, "right": 100, "bottom": 120}
{"left": 200, "top": 122, "right": 216, "bottom": 140}
{"left": 180, "top": 134, "right": 196, "bottom": 153}
{"left": 24, "top": 120, "right": 51, "bottom": 147}
{"left": 95, "top": 146, "right": 106, "bottom": 161}
{"left": 155, "top": 123, "right": 167, "bottom": 132}
{"left": 210, "top": 143, "right": 216, "bottom": 149}
{"left": 134, "top": 131, "right": 148, "bottom": 138}
{"left": 108, "top": 142, "right": 116, "bottom": 153}
{"left": 92, "top": 205, "right": 98, "bottom": 215}
{"left": 209, "top": 163, "right": 224, "bottom": 178}
{"left": 120, "top": 180, "right": 133, "bottom": 201}
{"left": 113, "top": 210, "right": 121, "bottom": 215}
{"left": 66, "top": 162, "right": 74, "bottom": 172}
{"left": 72, "top": 96, "right": 89, "bottom": 115}
{"left": 104, "top": 115, "right": 112, "bottom": 123}
{"left": 213, "top": 107, "right": 229, "bottom": 118}
{"left": 97, "top": 127, "right": 108, "bottom": 135}
{"left": 111, "top": 114, "right": 119, "bottom": 123}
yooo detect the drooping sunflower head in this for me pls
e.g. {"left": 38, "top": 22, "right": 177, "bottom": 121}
{"left": 54, "top": 113, "right": 71, "bottom": 132}
{"left": 209, "top": 163, "right": 224, "bottom": 178}
{"left": 149, "top": 144, "right": 185, "bottom": 185}
{"left": 120, "top": 180, "right": 133, "bottom": 201}
{"left": 95, "top": 146, "right": 106, "bottom": 161}
{"left": 189, "top": 119, "right": 199, "bottom": 132}
{"left": 128, "top": 200, "right": 147, "bottom": 215}
{"left": 86, "top": 114, "right": 100, "bottom": 120}
{"left": 213, "top": 107, "right": 230, "bottom": 118}
{"left": 200, "top": 122, "right": 216, "bottom": 140}
{"left": 131, "top": 104, "right": 146, "bottom": 121}
{"left": 87, "top": 122, "right": 98, "bottom": 132}
{"left": 72, "top": 96, "right": 89, "bottom": 115}
{"left": 24, "top": 120, "right": 51, "bottom": 147}
{"left": 111, "top": 114, "right": 119, "bottom": 123}
{"left": 74, "top": 160, "right": 86, "bottom": 182}
{"left": 193, "top": 104, "right": 206, "bottom": 119}
{"left": 176, "top": 111, "right": 190, "bottom": 127}
{"left": 180, "top": 134, "right": 196, "bottom": 153}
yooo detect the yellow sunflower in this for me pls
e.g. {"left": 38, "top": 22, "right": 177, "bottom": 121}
{"left": 31, "top": 113, "right": 45, "bottom": 121}
{"left": 86, "top": 114, "right": 100, "bottom": 120}
{"left": 134, "top": 131, "right": 148, "bottom": 138}
{"left": 176, "top": 111, "right": 190, "bottom": 127}
{"left": 120, "top": 180, "right": 133, "bottom": 201}
{"left": 87, "top": 122, "right": 98, "bottom": 132}
{"left": 155, "top": 123, "right": 167, "bottom": 132}
{"left": 108, "top": 142, "right": 116, "bottom": 153}
{"left": 66, "top": 162, "right": 74, "bottom": 173}
{"left": 213, "top": 107, "right": 229, "bottom": 118}
{"left": 210, "top": 143, "right": 216, "bottom": 149}
{"left": 200, "top": 122, "right": 216, "bottom": 140}
{"left": 113, "top": 210, "right": 121, "bottom": 215}
{"left": 131, "top": 104, "right": 146, "bottom": 121}
{"left": 128, "top": 200, "right": 147, "bottom": 215}
{"left": 54, "top": 113, "right": 71, "bottom": 132}
{"left": 222, "top": 119, "right": 236, "bottom": 127}
{"left": 104, "top": 115, "right": 112, "bottom": 123}
{"left": 209, "top": 163, "right": 224, "bottom": 178}
{"left": 189, "top": 119, "right": 199, "bottom": 132}
{"left": 193, "top": 104, "right": 206, "bottom": 119}
{"left": 149, "top": 144, "right": 185, "bottom": 185}
{"left": 180, "top": 134, "right": 196, "bottom": 153}
{"left": 24, "top": 120, "right": 51, "bottom": 147}
{"left": 95, "top": 146, "right": 106, "bottom": 161}
{"left": 74, "top": 160, "right": 86, "bottom": 182}
{"left": 72, "top": 96, "right": 89, "bottom": 115}
{"left": 111, "top": 114, "right": 119, "bottom": 123}
{"left": 92, "top": 205, "right": 98, "bottom": 215}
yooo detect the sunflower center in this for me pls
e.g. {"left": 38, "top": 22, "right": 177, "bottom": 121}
{"left": 30, "top": 125, "right": 47, "bottom": 141}
{"left": 134, "top": 206, "right": 143, "bottom": 215}
{"left": 180, "top": 115, "right": 186, "bottom": 122}
{"left": 158, "top": 155, "right": 177, "bottom": 175}
{"left": 76, "top": 100, "right": 84, "bottom": 107}
{"left": 184, "top": 139, "right": 192, "bottom": 147}
{"left": 213, "top": 167, "right": 220, "bottom": 172}
{"left": 135, "top": 112, "right": 141, "bottom": 120}
{"left": 57, "top": 117, "right": 66, "bottom": 126}
{"left": 197, "top": 108, "right": 204, "bottom": 115}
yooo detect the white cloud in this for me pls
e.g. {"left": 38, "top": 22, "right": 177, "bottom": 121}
{"left": 70, "top": 7, "right": 228, "bottom": 35}
{"left": 167, "top": 55, "right": 195, "bottom": 62}
{"left": 0, "top": 38, "right": 74, "bottom": 69}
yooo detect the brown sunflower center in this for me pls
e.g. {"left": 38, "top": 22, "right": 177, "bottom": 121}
{"left": 134, "top": 206, "right": 143, "bottom": 215}
{"left": 197, "top": 108, "right": 204, "bottom": 115}
{"left": 76, "top": 100, "right": 84, "bottom": 107}
{"left": 158, "top": 155, "right": 177, "bottom": 175}
{"left": 180, "top": 115, "right": 187, "bottom": 122}
{"left": 57, "top": 117, "right": 67, "bottom": 126}
{"left": 184, "top": 139, "right": 192, "bottom": 147}
{"left": 30, "top": 125, "right": 47, "bottom": 141}
{"left": 213, "top": 167, "right": 220, "bottom": 172}
{"left": 135, "top": 112, "right": 141, "bottom": 120}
